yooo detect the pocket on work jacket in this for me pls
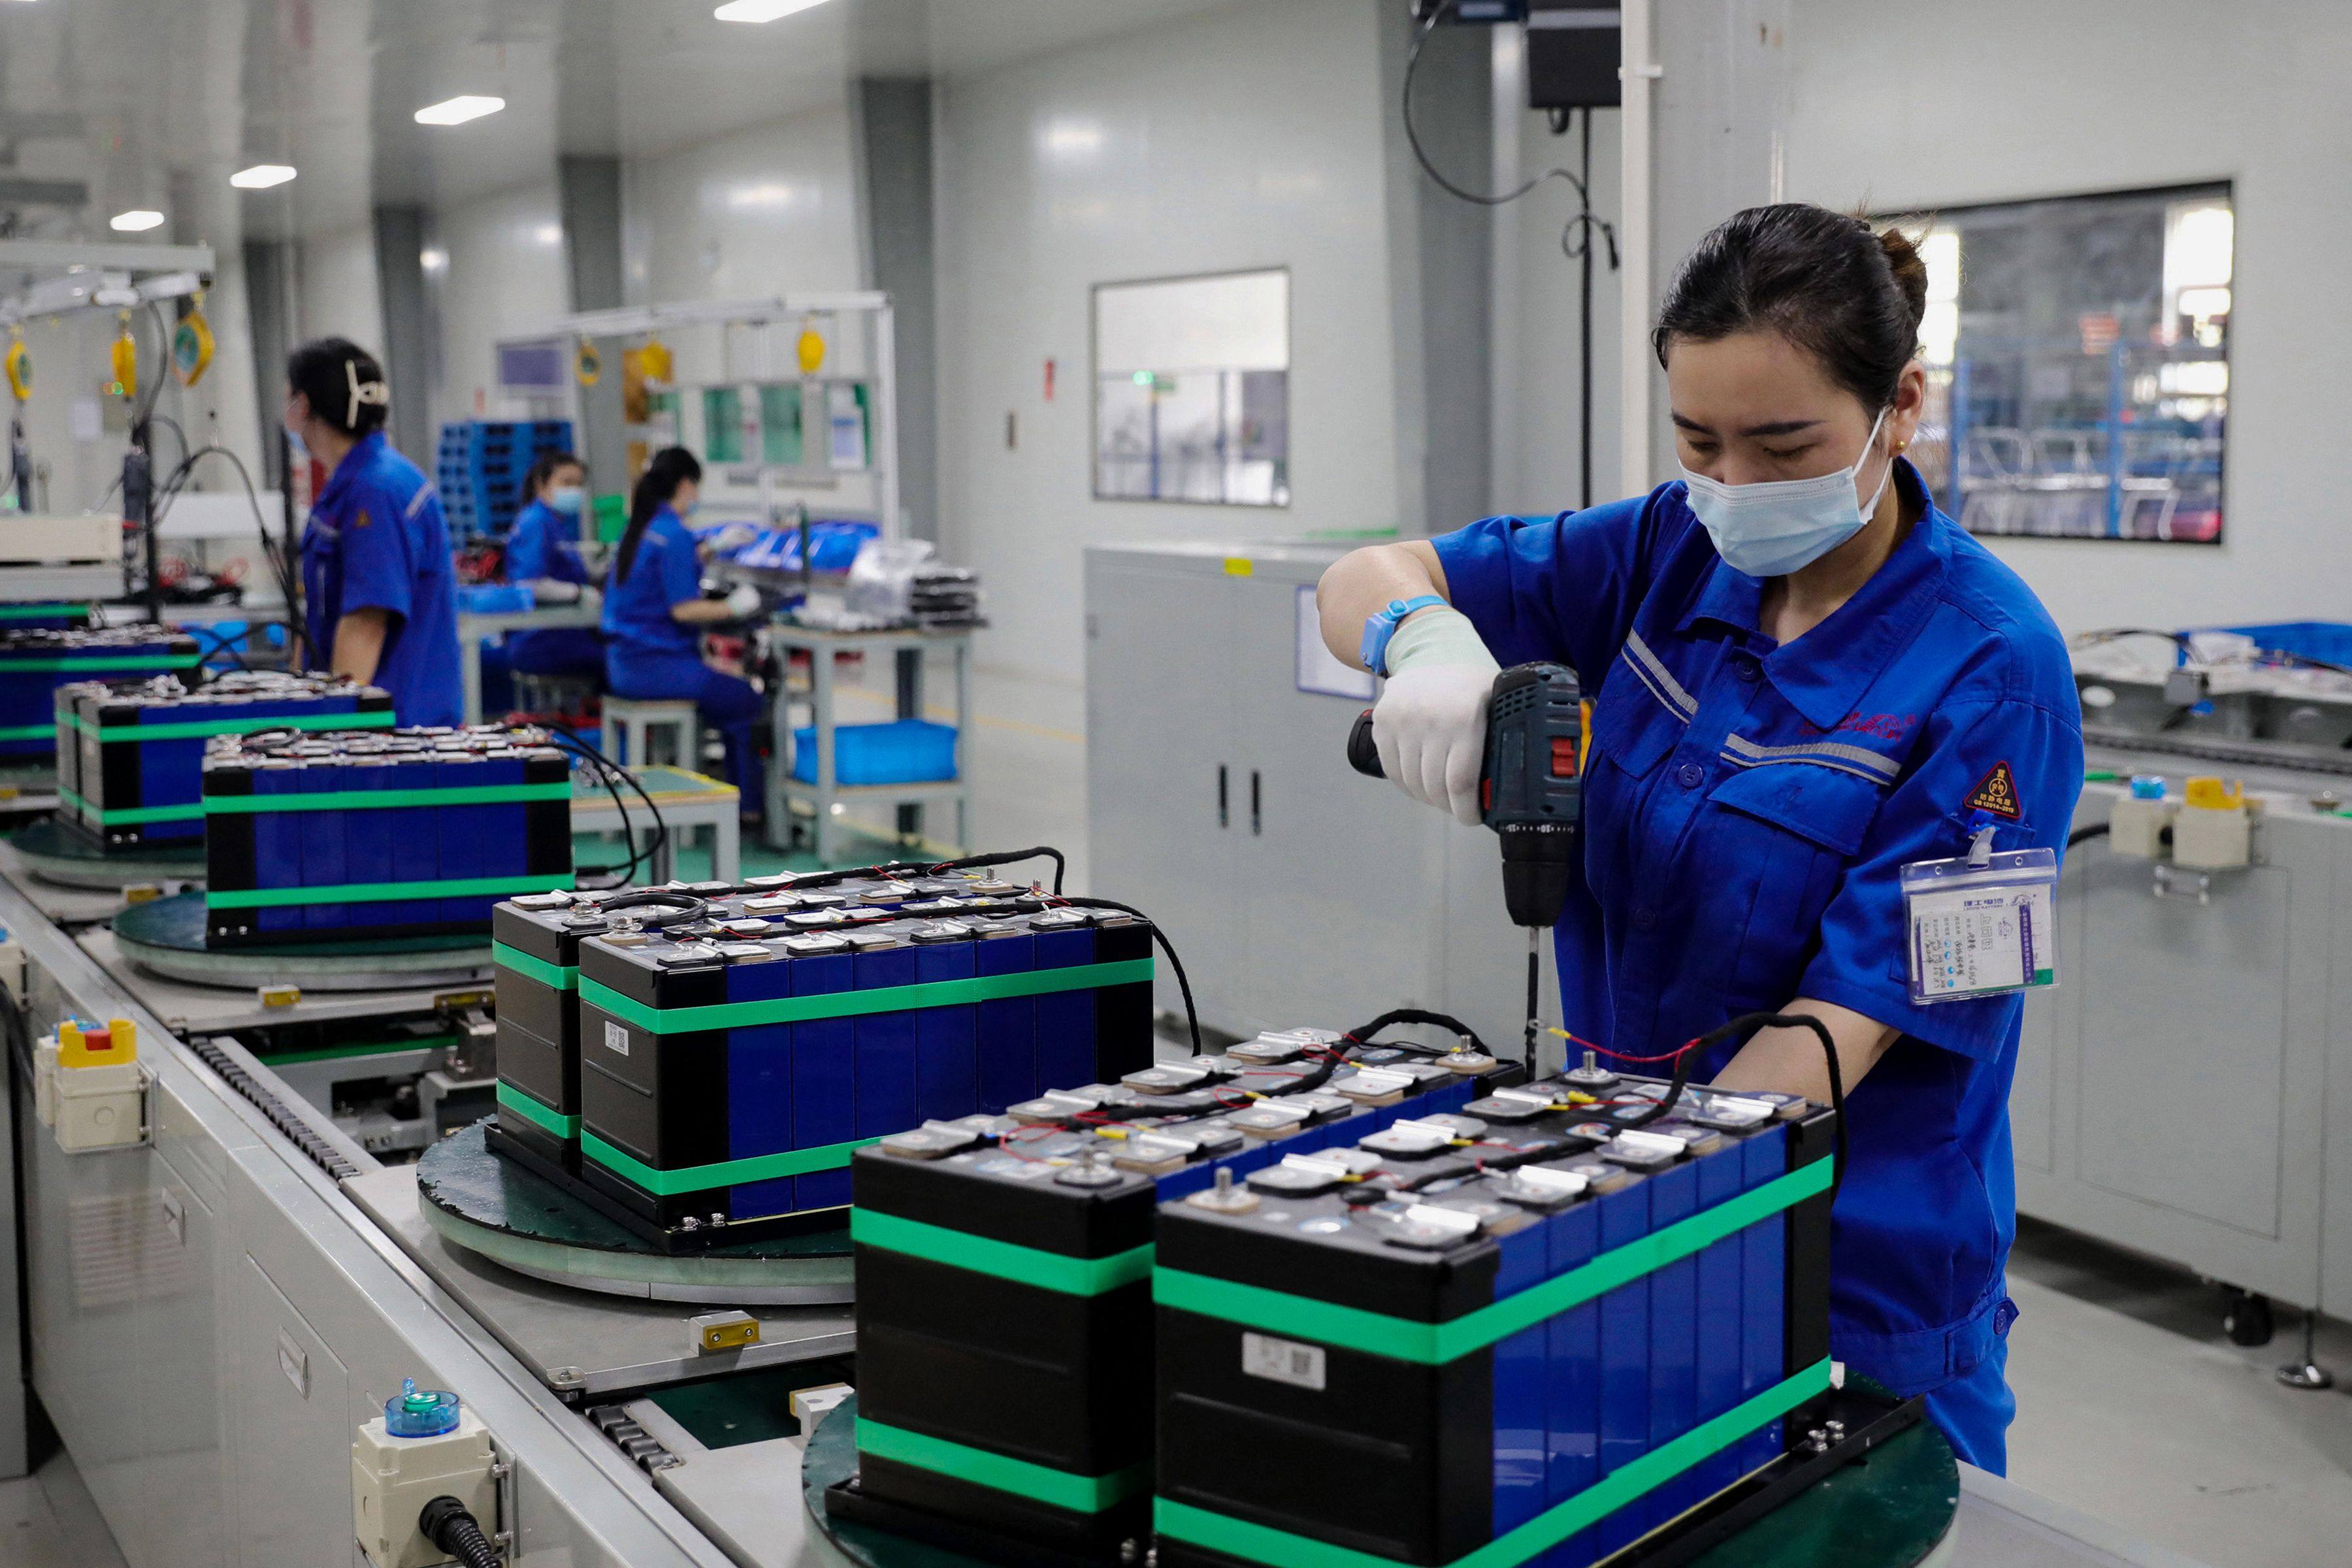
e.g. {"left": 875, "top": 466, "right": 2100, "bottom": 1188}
{"left": 1703, "top": 762, "right": 1888, "bottom": 1004}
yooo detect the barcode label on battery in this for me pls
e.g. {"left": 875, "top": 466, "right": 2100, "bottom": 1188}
{"left": 602, "top": 1020, "right": 630, "bottom": 1057}
{"left": 1241, "top": 1332, "right": 1326, "bottom": 1391}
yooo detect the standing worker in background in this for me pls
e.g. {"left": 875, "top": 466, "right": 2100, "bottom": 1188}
{"left": 286, "top": 337, "right": 463, "bottom": 728}
{"left": 1318, "top": 204, "right": 2083, "bottom": 1473}
{"left": 603, "top": 447, "right": 764, "bottom": 813}
{"left": 503, "top": 450, "right": 603, "bottom": 683}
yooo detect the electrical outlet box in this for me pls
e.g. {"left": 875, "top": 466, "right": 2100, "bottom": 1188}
{"left": 353, "top": 1403, "right": 498, "bottom": 1568}
{"left": 2108, "top": 794, "right": 2175, "bottom": 859}
{"left": 0, "top": 928, "right": 24, "bottom": 1005}
{"left": 35, "top": 1021, "right": 148, "bottom": 1152}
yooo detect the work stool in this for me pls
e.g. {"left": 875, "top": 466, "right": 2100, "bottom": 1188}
{"left": 599, "top": 698, "right": 700, "bottom": 772}
{"left": 514, "top": 672, "right": 599, "bottom": 717}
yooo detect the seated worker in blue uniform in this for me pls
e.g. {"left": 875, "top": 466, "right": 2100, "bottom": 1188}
{"left": 286, "top": 338, "right": 463, "bottom": 729}
{"left": 502, "top": 450, "right": 603, "bottom": 683}
{"left": 602, "top": 447, "right": 765, "bottom": 813}
{"left": 1318, "top": 205, "right": 2083, "bottom": 1475}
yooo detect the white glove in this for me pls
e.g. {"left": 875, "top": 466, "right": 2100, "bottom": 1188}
{"left": 725, "top": 583, "right": 764, "bottom": 619}
{"left": 1370, "top": 606, "right": 1500, "bottom": 827}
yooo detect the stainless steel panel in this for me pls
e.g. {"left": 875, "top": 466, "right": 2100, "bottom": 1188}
{"left": 227, "top": 1254, "right": 352, "bottom": 1565}
{"left": 2076, "top": 857, "right": 2288, "bottom": 1235}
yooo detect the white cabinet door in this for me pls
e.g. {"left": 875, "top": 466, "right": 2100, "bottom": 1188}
{"left": 1085, "top": 558, "right": 1241, "bottom": 1031}
{"left": 1224, "top": 573, "right": 1439, "bottom": 1036}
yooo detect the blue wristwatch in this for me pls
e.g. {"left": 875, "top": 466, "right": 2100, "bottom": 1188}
{"left": 1360, "top": 595, "right": 1450, "bottom": 676}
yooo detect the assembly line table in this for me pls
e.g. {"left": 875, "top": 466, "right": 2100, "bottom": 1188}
{"left": 762, "top": 621, "right": 971, "bottom": 862}
{"left": 570, "top": 762, "right": 740, "bottom": 882}
{"left": 457, "top": 592, "right": 604, "bottom": 723}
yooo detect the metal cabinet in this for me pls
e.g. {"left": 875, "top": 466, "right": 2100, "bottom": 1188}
{"left": 1085, "top": 542, "right": 1552, "bottom": 1054}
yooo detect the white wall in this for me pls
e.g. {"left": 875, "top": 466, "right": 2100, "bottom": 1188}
{"left": 294, "top": 221, "right": 385, "bottom": 353}
{"left": 622, "top": 106, "right": 864, "bottom": 389}
{"left": 1783, "top": 0, "right": 2346, "bottom": 634}
{"left": 935, "top": 0, "right": 1407, "bottom": 683}
{"left": 427, "top": 180, "right": 569, "bottom": 430}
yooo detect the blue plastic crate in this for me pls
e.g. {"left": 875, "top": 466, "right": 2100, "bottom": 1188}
{"left": 791, "top": 720, "right": 958, "bottom": 787}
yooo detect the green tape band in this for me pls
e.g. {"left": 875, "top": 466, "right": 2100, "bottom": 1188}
{"left": 493, "top": 943, "right": 578, "bottom": 990}
{"left": 76, "top": 710, "right": 396, "bottom": 742}
{"left": 497, "top": 1082, "right": 580, "bottom": 1139}
{"left": 205, "top": 873, "right": 574, "bottom": 910}
{"left": 0, "top": 604, "right": 87, "bottom": 621}
{"left": 205, "top": 782, "right": 572, "bottom": 814}
{"left": 851, "top": 1208, "right": 1155, "bottom": 1297}
{"left": 579, "top": 956, "right": 1156, "bottom": 1034}
{"left": 580, "top": 1129, "right": 879, "bottom": 1193}
{"left": 0, "top": 724, "right": 54, "bottom": 740}
{"left": 1154, "top": 1359, "right": 1833, "bottom": 1568}
{"left": 56, "top": 786, "right": 204, "bottom": 826}
{"left": 0, "top": 655, "right": 203, "bottom": 671}
{"left": 1154, "top": 1160, "right": 1833, "bottom": 1365}
{"left": 857, "top": 1419, "right": 1149, "bottom": 1516}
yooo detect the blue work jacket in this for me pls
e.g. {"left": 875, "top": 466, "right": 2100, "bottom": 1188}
{"left": 602, "top": 506, "right": 704, "bottom": 675}
{"left": 505, "top": 498, "right": 590, "bottom": 588}
{"left": 1431, "top": 459, "right": 2083, "bottom": 1401}
{"left": 301, "top": 431, "right": 463, "bottom": 728}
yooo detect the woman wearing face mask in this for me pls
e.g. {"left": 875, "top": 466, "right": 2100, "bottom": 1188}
{"left": 604, "top": 447, "right": 766, "bottom": 809}
{"left": 286, "top": 337, "right": 463, "bottom": 727}
{"left": 502, "top": 451, "right": 604, "bottom": 683}
{"left": 1318, "top": 204, "right": 2082, "bottom": 1473}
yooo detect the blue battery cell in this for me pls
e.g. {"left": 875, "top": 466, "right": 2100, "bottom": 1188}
{"left": 379, "top": 753, "right": 444, "bottom": 928}
{"left": 1490, "top": 1218, "right": 1552, "bottom": 1537}
{"left": 789, "top": 943, "right": 857, "bottom": 1211}
{"left": 725, "top": 950, "right": 800, "bottom": 1217}
{"left": 435, "top": 753, "right": 487, "bottom": 923}
{"left": 973, "top": 930, "right": 1037, "bottom": 1112}
{"left": 252, "top": 761, "right": 303, "bottom": 934}
{"left": 1541, "top": 1198, "right": 1601, "bottom": 1568}
{"left": 1739, "top": 1123, "right": 1789, "bottom": 1476}
{"left": 1691, "top": 1137, "right": 1750, "bottom": 1501}
{"left": 1031, "top": 921, "right": 1098, "bottom": 1090}
{"left": 1642, "top": 1160, "right": 1701, "bottom": 1533}
{"left": 1592, "top": 1175, "right": 1653, "bottom": 1560}
{"left": 913, "top": 939, "right": 979, "bottom": 1120}
{"left": 852, "top": 943, "right": 921, "bottom": 1138}
{"left": 301, "top": 756, "right": 351, "bottom": 930}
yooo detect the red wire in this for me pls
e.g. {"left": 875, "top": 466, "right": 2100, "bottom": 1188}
{"left": 1581, "top": 1037, "right": 1701, "bottom": 1066}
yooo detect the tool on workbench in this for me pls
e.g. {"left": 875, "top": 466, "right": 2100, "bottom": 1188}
{"left": 1349, "top": 661, "right": 1584, "bottom": 1075}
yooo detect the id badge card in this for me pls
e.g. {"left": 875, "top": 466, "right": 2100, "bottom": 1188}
{"left": 1902, "top": 846, "right": 2058, "bottom": 1004}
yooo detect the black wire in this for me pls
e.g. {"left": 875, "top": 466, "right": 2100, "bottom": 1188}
{"left": 1341, "top": 1007, "right": 1491, "bottom": 1062}
{"left": 765, "top": 845, "right": 1068, "bottom": 898}
{"left": 1054, "top": 896, "right": 1199, "bottom": 1056}
{"left": 2068, "top": 823, "right": 2110, "bottom": 848}
{"left": 1402, "top": 2, "right": 1620, "bottom": 275}
{"left": 1624, "top": 1010, "right": 1848, "bottom": 1199}
{"left": 143, "top": 444, "right": 301, "bottom": 625}
{"left": 542, "top": 721, "right": 668, "bottom": 887}
{"left": 595, "top": 889, "right": 710, "bottom": 926}
{"left": 184, "top": 621, "right": 251, "bottom": 672}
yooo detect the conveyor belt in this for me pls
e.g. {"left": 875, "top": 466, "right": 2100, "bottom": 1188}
{"left": 2083, "top": 723, "right": 2352, "bottom": 778}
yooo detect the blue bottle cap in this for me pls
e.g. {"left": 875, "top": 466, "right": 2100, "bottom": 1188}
{"left": 384, "top": 1377, "right": 461, "bottom": 1437}
{"left": 2129, "top": 775, "right": 2166, "bottom": 800}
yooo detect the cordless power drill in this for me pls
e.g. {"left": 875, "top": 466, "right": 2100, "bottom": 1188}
{"left": 1348, "top": 662, "right": 1584, "bottom": 1072}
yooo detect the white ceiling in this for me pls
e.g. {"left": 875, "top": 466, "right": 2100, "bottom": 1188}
{"left": 0, "top": 0, "right": 1241, "bottom": 246}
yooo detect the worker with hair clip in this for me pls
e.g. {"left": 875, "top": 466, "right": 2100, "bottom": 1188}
{"left": 602, "top": 447, "right": 764, "bottom": 813}
{"left": 1318, "top": 204, "right": 2084, "bottom": 1474}
{"left": 286, "top": 336, "right": 463, "bottom": 728}
{"left": 502, "top": 449, "right": 603, "bottom": 683}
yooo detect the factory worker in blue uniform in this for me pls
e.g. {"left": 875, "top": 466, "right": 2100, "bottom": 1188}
{"left": 1319, "top": 205, "right": 2083, "bottom": 1473}
{"left": 503, "top": 449, "right": 604, "bottom": 682}
{"left": 604, "top": 447, "right": 765, "bottom": 809}
{"left": 286, "top": 338, "right": 463, "bottom": 728}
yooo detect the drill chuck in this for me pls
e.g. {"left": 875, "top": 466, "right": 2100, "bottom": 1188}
{"left": 1496, "top": 820, "right": 1578, "bottom": 930}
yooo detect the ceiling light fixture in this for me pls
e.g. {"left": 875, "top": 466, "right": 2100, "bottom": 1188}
{"left": 230, "top": 164, "right": 297, "bottom": 189}
{"left": 714, "top": 0, "right": 834, "bottom": 22}
{"left": 108, "top": 210, "right": 165, "bottom": 232}
{"left": 414, "top": 95, "right": 506, "bottom": 127}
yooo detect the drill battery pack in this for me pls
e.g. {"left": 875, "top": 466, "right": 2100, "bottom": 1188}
{"left": 57, "top": 671, "right": 393, "bottom": 847}
{"left": 201, "top": 725, "right": 573, "bottom": 947}
{"left": 836, "top": 1034, "right": 1522, "bottom": 1565}
{"left": 1150, "top": 1076, "right": 1838, "bottom": 1568}
{"left": 0, "top": 626, "right": 201, "bottom": 764}
{"left": 545, "top": 883, "right": 1158, "bottom": 1249}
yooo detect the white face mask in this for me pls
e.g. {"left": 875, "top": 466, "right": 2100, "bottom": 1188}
{"left": 1679, "top": 407, "right": 1895, "bottom": 578}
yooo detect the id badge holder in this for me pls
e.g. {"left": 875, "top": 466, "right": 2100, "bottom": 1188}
{"left": 1902, "top": 828, "right": 2059, "bottom": 1005}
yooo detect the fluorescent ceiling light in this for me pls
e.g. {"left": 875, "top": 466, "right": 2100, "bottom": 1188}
{"left": 230, "top": 164, "right": 297, "bottom": 189}
{"left": 108, "top": 210, "right": 165, "bottom": 232}
{"left": 414, "top": 95, "right": 505, "bottom": 127}
{"left": 715, "top": 0, "right": 833, "bottom": 22}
